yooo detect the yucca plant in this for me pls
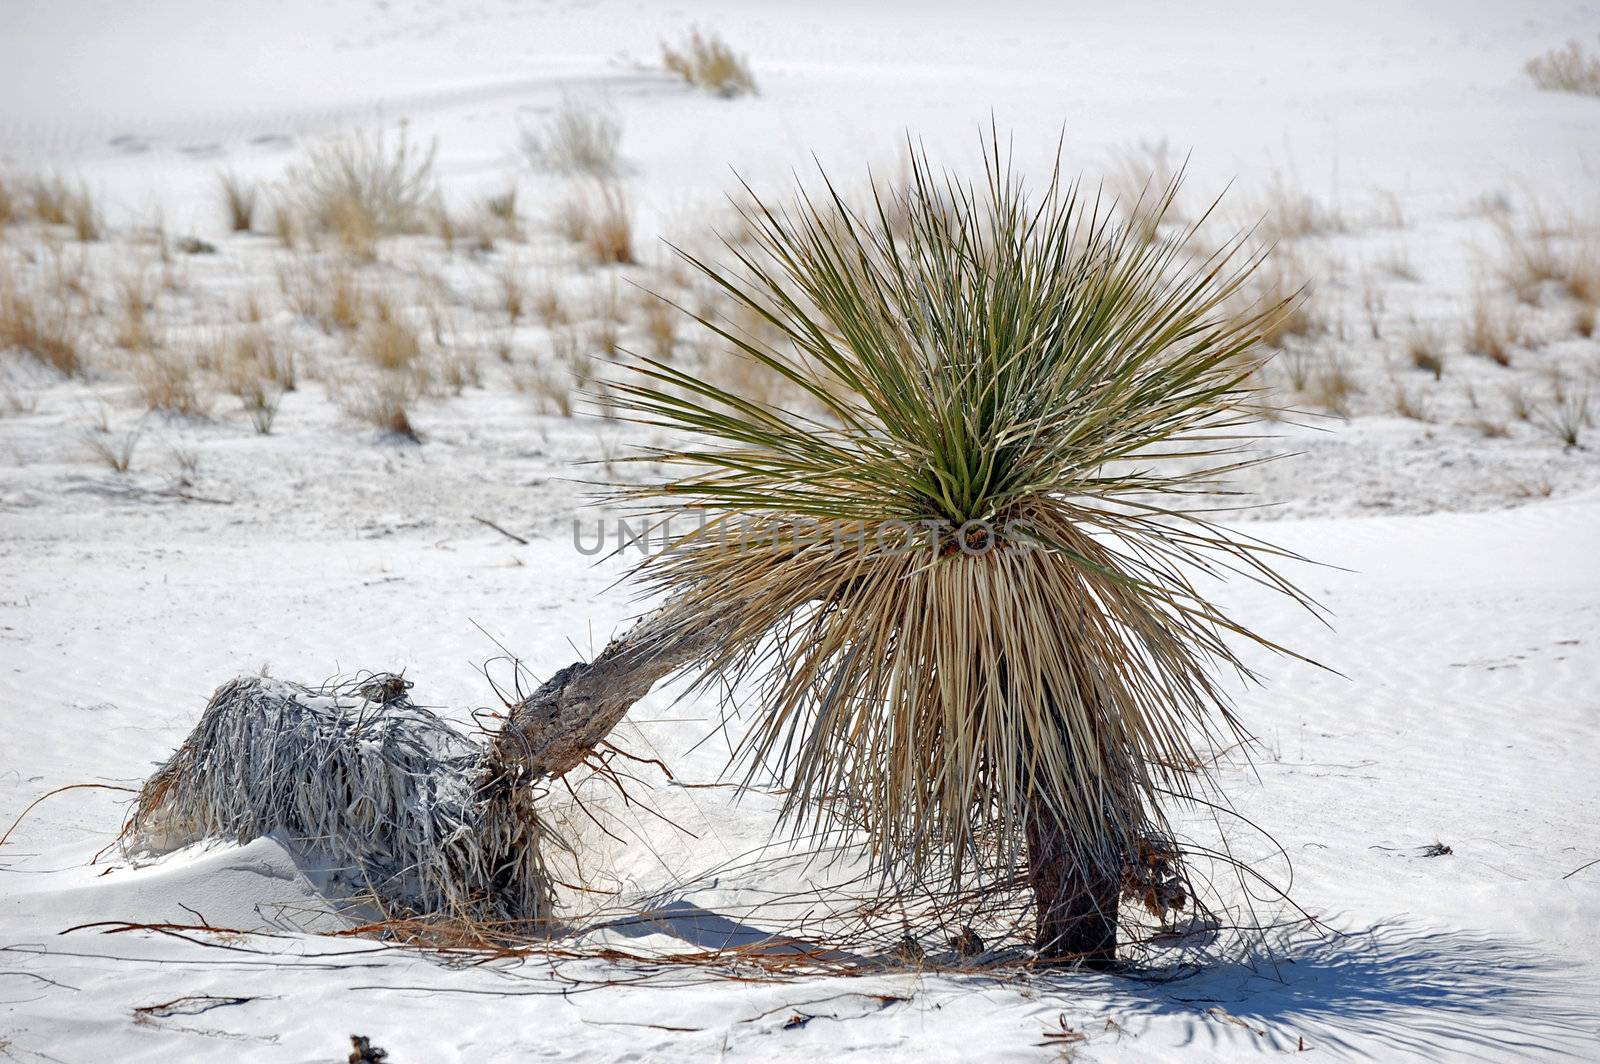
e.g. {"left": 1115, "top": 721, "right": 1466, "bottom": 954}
{"left": 610, "top": 139, "right": 1315, "bottom": 966}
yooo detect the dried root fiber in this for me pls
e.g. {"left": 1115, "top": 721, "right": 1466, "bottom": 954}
{"left": 123, "top": 674, "right": 553, "bottom": 925}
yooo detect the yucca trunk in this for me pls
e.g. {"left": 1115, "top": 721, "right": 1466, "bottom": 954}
{"left": 1025, "top": 789, "right": 1120, "bottom": 967}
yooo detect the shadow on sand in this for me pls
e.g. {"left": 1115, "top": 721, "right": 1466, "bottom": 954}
{"left": 606, "top": 902, "right": 1595, "bottom": 1057}
{"left": 1108, "top": 920, "right": 1599, "bottom": 1058}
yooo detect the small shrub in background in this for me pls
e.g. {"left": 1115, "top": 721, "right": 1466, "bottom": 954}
{"left": 519, "top": 99, "right": 622, "bottom": 176}
{"left": 662, "top": 28, "right": 757, "bottom": 98}
{"left": 1526, "top": 38, "right": 1600, "bottom": 97}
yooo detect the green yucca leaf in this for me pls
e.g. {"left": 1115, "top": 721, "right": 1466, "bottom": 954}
{"left": 609, "top": 133, "right": 1317, "bottom": 893}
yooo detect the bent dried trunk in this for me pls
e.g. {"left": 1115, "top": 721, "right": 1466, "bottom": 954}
{"left": 489, "top": 602, "right": 725, "bottom": 779}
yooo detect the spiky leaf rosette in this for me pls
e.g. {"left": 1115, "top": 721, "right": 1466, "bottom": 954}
{"left": 611, "top": 140, "right": 1313, "bottom": 896}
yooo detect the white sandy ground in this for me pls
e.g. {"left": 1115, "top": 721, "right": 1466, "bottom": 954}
{"left": 3, "top": 0, "right": 1600, "bottom": 1060}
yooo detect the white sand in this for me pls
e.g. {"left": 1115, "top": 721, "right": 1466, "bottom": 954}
{"left": 3, "top": 1, "right": 1599, "bottom": 1059}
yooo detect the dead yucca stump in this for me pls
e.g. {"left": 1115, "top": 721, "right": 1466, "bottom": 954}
{"left": 126, "top": 605, "right": 717, "bottom": 927}
{"left": 125, "top": 674, "right": 552, "bottom": 923}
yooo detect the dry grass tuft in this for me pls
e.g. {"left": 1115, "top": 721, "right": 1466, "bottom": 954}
{"left": 1576, "top": 303, "right": 1597, "bottom": 338}
{"left": 1464, "top": 290, "right": 1523, "bottom": 366}
{"left": 278, "top": 258, "right": 364, "bottom": 333}
{"left": 493, "top": 259, "right": 525, "bottom": 322}
{"left": 532, "top": 281, "right": 566, "bottom": 328}
{"left": 1308, "top": 360, "right": 1359, "bottom": 417}
{"left": 1103, "top": 140, "right": 1188, "bottom": 242}
{"left": 1465, "top": 415, "right": 1510, "bottom": 439}
{"left": 0, "top": 271, "right": 84, "bottom": 376}
{"left": 1530, "top": 384, "right": 1591, "bottom": 447}
{"left": 482, "top": 186, "right": 521, "bottom": 239}
{"left": 662, "top": 28, "right": 757, "bottom": 97}
{"left": 357, "top": 305, "right": 424, "bottom": 372}
{"left": 1406, "top": 326, "right": 1446, "bottom": 379}
{"left": 219, "top": 172, "right": 258, "bottom": 232}
{"left": 231, "top": 373, "right": 283, "bottom": 434}
{"left": 82, "top": 421, "right": 142, "bottom": 472}
{"left": 520, "top": 99, "right": 622, "bottom": 176}
{"left": 441, "top": 347, "right": 481, "bottom": 395}
{"left": 1375, "top": 246, "right": 1420, "bottom": 282}
{"left": 639, "top": 291, "right": 677, "bottom": 360}
{"left": 1250, "top": 253, "right": 1318, "bottom": 348}
{"left": 341, "top": 372, "right": 421, "bottom": 440}
{"left": 1526, "top": 37, "right": 1600, "bottom": 97}
{"left": 1503, "top": 380, "right": 1534, "bottom": 422}
{"left": 135, "top": 349, "right": 209, "bottom": 417}
{"left": 229, "top": 324, "right": 297, "bottom": 392}
{"left": 1390, "top": 378, "right": 1432, "bottom": 422}
{"left": 559, "top": 183, "right": 635, "bottom": 265}
{"left": 1495, "top": 203, "right": 1600, "bottom": 304}
{"left": 28, "top": 175, "right": 74, "bottom": 226}
{"left": 1255, "top": 177, "right": 1346, "bottom": 242}
{"left": 114, "top": 270, "right": 157, "bottom": 351}
{"left": 268, "top": 195, "right": 302, "bottom": 249}
{"left": 287, "top": 125, "right": 439, "bottom": 257}
{"left": 62, "top": 182, "right": 101, "bottom": 241}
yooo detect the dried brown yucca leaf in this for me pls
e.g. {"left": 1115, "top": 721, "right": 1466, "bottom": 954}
{"left": 610, "top": 135, "right": 1318, "bottom": 963}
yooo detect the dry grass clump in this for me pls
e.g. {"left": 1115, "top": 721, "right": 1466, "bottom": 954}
{"left": 492, "top": 258, "right": 525, "bottom": 322}
{"left": 230, "top": 324, "right": 297, "bottom": 390}
{"left": 277, "top": 258, "right": 364, "bottom": 333}
{"left": 1375, "top": 246, "right": 1420, "bottom": 282}
{"left": 519, "top": 329, "right": 592, "bottom": 416}
{"left": 1530, "top": 384, "right": 1592, "bottom": 447}
{"left": 1576, "top": 303, "right": 1597, "bottom": 338}
{"left": 114, "top": 270, "right": 157, "bottom": 351}
{"left": 1103, "top": 140, "right": 1188, "bottom": 242}
{"left": 1503, "top": 380, "right": 1534, "bottom": 422}
{"left": 219, "top": 172, "right": 258, "bottom": 232}
{"left": 432, "top": 202, "right": 497, "bottom": 256}
{"left": 440, "top": 347, "right": 481, "bottom": 395}
{"left": 28, "top": 177, "right": 104, "bottom": 241}
{"left": 639, "top": 291, "right": 677, "bottom": 360}
{"left": 27, "top": 175, "right": 74, "bottom": 226}
{"left": 1255, "top": 177, "right": 1346, "bottom": 242}
{"left": 558, "top": 183, "right": 635, "bottom": 265}
{"left": 82, "top": 420, "right": 142, "bottom": 472}
{"left": 520, "top": 99, "right": 622, "bottom": 176}
{"left": 662, "top": 28, "right": 757, "bottom": 97}
{"left": 0, "top": 175, "right": 15, "bottom": 229}
{"left": 481, "top": 186, "right": 521, "bottom": 239}
{"left": 357, "top": 304, "right": 424, "bottom": 373}
{"left": 0, "top": 271, "right": 84, "bottom": 376}
{"left": 1308, "top": 360, "right": 1359, "bottom": 417}
{"left": 232, "top": 373, "right": 283, "bottom": 434}
{"left": 1464, "top": 413, "right": 1510, "bottom": 438}
{"left": 340, "top": 371, "right": 421, "bottom": 440}
{"left": 1526, "top": 38, "right": 1600, "bottom": 97}
{"left": 135, "top": 349, "right": 209, "bottom": 417}
{"left": 1495, "top": 204, "right": 1600, "bottom": 304}
{"left": 532, "top": 281, "right": 566, "bottom": 328}
{"left": 222, "top": 326, "right": 293, "bottom": 434}
{"left": 1464, "top": 289, "right": 1524, "bottom": 366}
{"left": 1248, "top": 252, "right": 1317, "bottom": 348}
{"left": 268, "top": 195, "right": 302, "bottom": 249}
{"left": 1390, "top": 379, "right": 1431, "bottom": 422}
{"left": 1406, "top": 326, "right": 1446, "bottom": 379}
{"left": 287, "top": 126, "right": 439, "bottom": 257}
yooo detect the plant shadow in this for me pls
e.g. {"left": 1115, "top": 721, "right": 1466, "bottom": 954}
{"left": 1106, "top": 919, "right": 1600, "bottom": 1058}
{"left": 601, "top": 899, "right": 871, "bottom": 966}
